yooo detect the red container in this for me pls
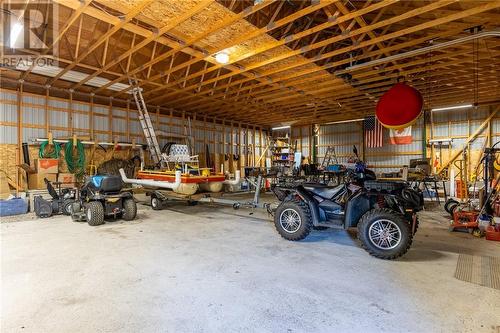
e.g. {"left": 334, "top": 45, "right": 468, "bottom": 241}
{"left": 485, "top": 225, "right": 500, "bottom": 241}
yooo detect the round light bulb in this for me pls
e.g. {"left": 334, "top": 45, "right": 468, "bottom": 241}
{"left": 215, "top": 52, "right": 229, "bottom": 64}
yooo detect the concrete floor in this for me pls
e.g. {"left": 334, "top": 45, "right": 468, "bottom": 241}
{"left": 1, "top": 194, "right": 500, "bottom": 333}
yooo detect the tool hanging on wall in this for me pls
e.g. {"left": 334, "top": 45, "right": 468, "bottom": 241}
{"left": 65, "top": 135, "right": 85, "bottom": 179}
{"left": 39, "top": 133, "right": 61, "bottom": 158}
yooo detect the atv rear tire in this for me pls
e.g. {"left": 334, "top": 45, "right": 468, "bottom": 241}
{"left": 357, "top": 208, "right": 412, "bottom": 260}
{"left": 274, "top": 200, "right": 312, "bottom": 241}
{"left": 85, "top": 201, "right": 105, "bottom": 226}
{"left": 62, "top": 199, "right": 74, "bottom": 216}
{"left": 122, "top": 198, "right": 137, "bottom": 221}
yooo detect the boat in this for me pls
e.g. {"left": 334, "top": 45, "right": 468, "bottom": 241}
{"left": 121, "top": 140, "right": 240, "bottom": 195}
{"left": 136, "top": 169, "right": 226, "bottom": 195}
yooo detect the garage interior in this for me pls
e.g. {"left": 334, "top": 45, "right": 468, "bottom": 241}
{"left": 1, "top": 0, "right": 500, "bottom": 332}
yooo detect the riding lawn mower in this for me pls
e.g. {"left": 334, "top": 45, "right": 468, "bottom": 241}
{"left": 71, "top": 174, "right": 137, "bottom": 226}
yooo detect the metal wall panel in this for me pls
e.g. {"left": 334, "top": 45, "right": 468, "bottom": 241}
{"left": 22, "top": 104, "right": 45, "bottom": 126}
{"left": 48, "top": 99, "right": 68, "bottom": 109}
{"left": 49, "top": 110, "right": 68, "bottom": 127}
{"left": 129, "top": 120, "right": 142, "bottom": 136}
{"left": 0, "top": 90, "right": 17, "bottom": 101}
{"left": 23, "top": 128, "right": 46, "bottom": 142}
{"left": 93, "top": 115, "right": 108, "bottom": 132}
{"left": 74, "top": 112, "right": 89, "bottom": 130}
{"left": 112, "top": 107, "right": 127, "bottom": 117}
{"left": 0, "top": 126, "right": 17, "bottom": 144}
{"left": 93, "top": 105, "right": 107, "bottom": 115}
{"left": 0, "top": 100, "right": 17, "bottom": 123}
{"left": 112, "top": 118, "right": 127, "bottom": 136}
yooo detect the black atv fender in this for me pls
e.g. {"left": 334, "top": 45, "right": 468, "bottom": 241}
{"left": 294, "top": 185, "right": 324, "bottom": 225}
{"left": 345, "top": 192, "right": 371, "bottom": 228}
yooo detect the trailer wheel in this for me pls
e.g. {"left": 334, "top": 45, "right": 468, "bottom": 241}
{"left": 122, "top": 198, "right": 137, "bottom": 221}
{"left": 151, "top": 195, "right": 162, "bottom": 210}
{"left": 357, "top": 208, "right": 412, "bottom": 260}
{"left": 274, "top": 199, "right": 312, "bottom": 241}
{"left": 85, "top": 201, "right": 105, "bottom": 226}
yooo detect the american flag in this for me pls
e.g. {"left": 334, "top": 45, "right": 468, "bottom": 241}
{"left": 364, "top": 116, "right": 383, "bottom": 148}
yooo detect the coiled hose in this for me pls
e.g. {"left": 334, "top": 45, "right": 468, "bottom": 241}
{"left": 39, "top": 140, "right": 62, "bottom": 158}
{"left": 65, "top": 139, "right": 85, "bottom": 178}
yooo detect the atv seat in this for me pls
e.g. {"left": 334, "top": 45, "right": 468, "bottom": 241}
{"left": 303, "top": 184, "right": 344, "bottom": 200}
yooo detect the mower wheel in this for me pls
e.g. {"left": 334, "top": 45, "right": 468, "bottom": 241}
{"left": 358, "top": 208, "right": 412, "bottom": 260}
{"left": 151, "top": 195, "right": 162, "bottom": 210}
{"left": 62, "top": 199, "right": 74, "bottom": 216}
{"left": 85, "top": 201, "right": 104, "bottom": 226}
{"left": 122, "top": 198, "right": 137, "bottom": 221}
{"left": 274, "top": 199, "right": 312, "bottom": 241}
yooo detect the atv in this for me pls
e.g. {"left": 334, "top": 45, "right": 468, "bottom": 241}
{"left": 271, "top": 147, "right": 423, "bottom": 259}
{"left": 71, "top": 174, "right": 137, "bottom": 226}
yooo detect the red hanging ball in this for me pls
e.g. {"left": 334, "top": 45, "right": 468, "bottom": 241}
{"left": 376, "top": 82, "right": 423, "bottom": 129}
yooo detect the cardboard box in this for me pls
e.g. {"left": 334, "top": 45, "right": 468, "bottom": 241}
{"left": 28, "top": 173, "right": 56, "bottom": 190}
{"left": 35, "top": 158, "right": 59, "bottom": 174}
{"left": 58, "top": 173, "right": 76, "bottom": 188}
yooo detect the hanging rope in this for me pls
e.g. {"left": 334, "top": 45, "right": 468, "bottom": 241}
{"left": 39, "top": 140, "right": 62, "bottom": 158}
{"left": 65, "top": 139, "right": 85, "bottom": 178}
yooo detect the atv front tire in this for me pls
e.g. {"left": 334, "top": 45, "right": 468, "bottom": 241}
{"left": 85, "top": 201, "right": 105, "bottom": 226}
{"left": 122, "top": 198, "right": 137, "bottom": 221}
{"left": 274, "top": 200, "right": 312, "bottom": 241}
{"left": 357, "top": 208, "right": 412, "bottom": 260}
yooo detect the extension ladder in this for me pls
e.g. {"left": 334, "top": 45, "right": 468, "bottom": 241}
{"left": 128, "top": 77, "right": 163, "bottom": 165}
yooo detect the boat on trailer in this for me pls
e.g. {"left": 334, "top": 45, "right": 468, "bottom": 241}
{"left": 136, "top": 169, "right": 226, "bottom": 195}
{"left": 122, "top": 143, "right": 239, "bottom": 195}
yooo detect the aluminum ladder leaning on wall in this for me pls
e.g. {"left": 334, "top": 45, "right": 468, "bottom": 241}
{"left": 128, "top": 77, "right": 163, "bottom": 166}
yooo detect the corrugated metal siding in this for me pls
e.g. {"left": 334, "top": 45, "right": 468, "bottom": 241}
{"left": 49, "top": 110, "right": 68, "bottom": 128}
{"left": 74, "top": 112, "right": 89, "bottom": 130}
{"left": 0, "top": 100, "right": 17, "bottom": 123}
{"left": 0, "top": 126, "right": 17, "bottom": 144}
{"left": 0, "top": 90, "right": 17, "bottom": 101}
{"left": 317, "top": 122, "right": 362, "bottom": 164}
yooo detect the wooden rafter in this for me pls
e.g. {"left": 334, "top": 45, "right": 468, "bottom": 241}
{"left": 47, "top": 0, "right": 156, "bottom": 86}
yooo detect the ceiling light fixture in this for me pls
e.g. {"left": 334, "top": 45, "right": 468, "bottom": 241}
{"left": 215, "top": 52, "right": 229, "bottom": 64}
{"left": 324, "top": 118, "right": 365, "bottom": 125}
{"left": 431, "top": 104, "right": 473, "bottom": 112}
{"left": 271, "top": 125, "right": 291, "bottom": 131}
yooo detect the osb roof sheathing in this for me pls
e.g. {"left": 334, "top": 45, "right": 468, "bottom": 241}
{"left": 97, "top": 0, "right": 348, "bottom": 94}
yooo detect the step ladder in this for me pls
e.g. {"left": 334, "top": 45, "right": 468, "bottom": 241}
{"left": 128, "top": 77, "right": 163, "bottom": 165}
{"left": 320, "top": 146, "right": 338, "bottom": 169}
